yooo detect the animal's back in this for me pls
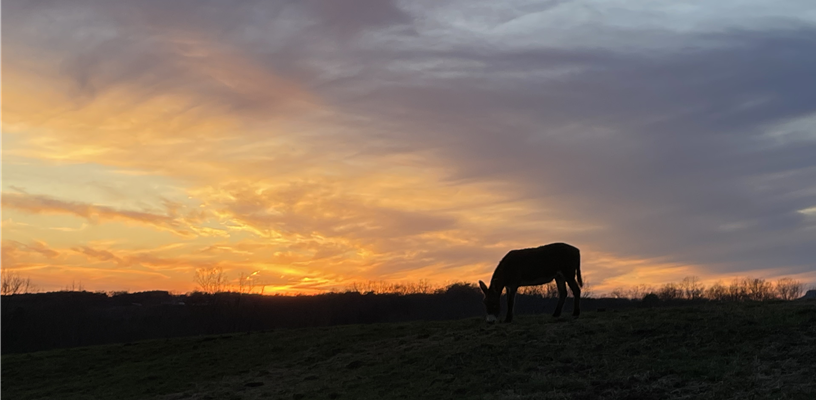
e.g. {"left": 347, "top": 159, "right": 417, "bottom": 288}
{"left": 496, "top": 243, "right": 579, "bottom": 278}
{"left": 505, "top": 242, "right": 578, "bottom": 261}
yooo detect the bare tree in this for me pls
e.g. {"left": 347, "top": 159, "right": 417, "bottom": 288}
{"left": 519, "top": 283, "right": 554, "bottom": 297}
{"left": 518, "top": 285, "right": 539, "bottom": 296}
{"left": 195, "top": 267, "right": 228, "bottom": 294}
{"left": 603, "top": 276, "right": 802, "bottom": 302}
{"left": 64, "top": 280, "right": 85, "bottom": 292}
{"left": 545, "top": 282, "right": 560, "bottom": 298}
{"left": 346, "top": 280, "right": 391, "bottom": 294}
{"left": 705, "top": 281, "right": 729, "bottom": 301}
{"left": 415, "top": 279, "right": 434, "bottom": 294}
{"left": 237, "top": 271, "right": 259, "bottom": 294}
{"left": 608, "top": 284, "right": 655, "bottom": 300}
{"left": 627, "top": 284, "right": 656, "bottom": 300}
{"left": 580, "top": 277, "right": 594, "bottom": 299}
{"left": 345, "top": 281, "right": 361, "bottom": 293}
{"left": 657, "top": 283, "right": 682, "bottom": 301}
{"left": 727, "top": 278, "right": 749, "bottom": 301}
{"left": 775, "top": 278, "right": 803, "bottom": 300}
{"left": 679, "top": 276, "right": 704, "bottom": 300}
{"left": 743, "top": 278, "right": 775, "bottom": 301}
{"left": 350, "top": 280, "right": 440, "bottom": 295}
{"left": 1, "top": 270, "right": 34, "bottom": 295}
{"left": 390, "top": 282, "right": 408, "bottom": 295}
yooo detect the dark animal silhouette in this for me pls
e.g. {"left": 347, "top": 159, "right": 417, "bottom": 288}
{"left": 479, "top": 242, "right": 582, "bottom": 323}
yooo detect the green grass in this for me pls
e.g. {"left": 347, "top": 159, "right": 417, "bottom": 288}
{"left": 3, "top": 301, "right": 815, "bottom": 400}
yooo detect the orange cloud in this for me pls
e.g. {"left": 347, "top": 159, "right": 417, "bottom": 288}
{"left": 3, "top": 192, "right": 198, "bottom": 237}
{"left": 2, "top": 240, "right": 61, "bottom": 268}
{"left": 2, "top": 26, "right": 320, "bottom": 184}
{"left": 72, "top": 246, "right": 124, "bottom": 265}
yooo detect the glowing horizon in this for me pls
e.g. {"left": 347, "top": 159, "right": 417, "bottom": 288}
{"left": 3, "top": 0, "right": 816, "bottom": 295}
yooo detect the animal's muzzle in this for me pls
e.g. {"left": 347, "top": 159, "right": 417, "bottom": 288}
{"left": 485, "top": 315, "right": 498, "bottom": 323}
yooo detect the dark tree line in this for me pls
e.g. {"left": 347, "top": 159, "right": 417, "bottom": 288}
{"left": 3, "top": 278, "right": 810, "bottom": 354}
{"left": 608, "top": 276, "right": 805, "bottom": 301}
{"left": 1, "top": 284, "right": 635, "bottom": 354}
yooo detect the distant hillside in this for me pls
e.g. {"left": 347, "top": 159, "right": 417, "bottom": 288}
{"left": 1, "top": 289, "right": 637, "bottom": 354}
{"left": 3, "top": 301, "right": 815, "bottom": 400}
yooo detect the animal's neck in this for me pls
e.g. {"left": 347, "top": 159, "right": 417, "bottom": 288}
{"left": 490, "top": 275, "right": 505, "bottom": 292}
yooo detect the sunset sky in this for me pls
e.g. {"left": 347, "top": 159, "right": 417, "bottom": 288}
{"left": 3, "top": 0, "right": 816, "bottom": 294}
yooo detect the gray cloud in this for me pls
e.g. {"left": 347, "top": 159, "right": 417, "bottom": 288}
{"left": 321, "top": 27, "right": 816, "bottom": 274}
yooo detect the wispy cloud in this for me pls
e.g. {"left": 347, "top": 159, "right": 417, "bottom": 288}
{"left": 2, "top": 240, "right": 61, "bottom": 266}
{"left": 3, "top": 192, "right": 199, "bottom": 237}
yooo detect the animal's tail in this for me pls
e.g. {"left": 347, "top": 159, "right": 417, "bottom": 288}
{"left": 576, "top": 250, "right": 583, "bottom": 287}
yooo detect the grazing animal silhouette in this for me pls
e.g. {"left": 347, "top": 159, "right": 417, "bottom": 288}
{"left": 479, "top": 242, "right": 582, "bottom": 323}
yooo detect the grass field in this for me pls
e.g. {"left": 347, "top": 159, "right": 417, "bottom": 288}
{"left": 3, "top": 300, "right": 815, "bottom": 400}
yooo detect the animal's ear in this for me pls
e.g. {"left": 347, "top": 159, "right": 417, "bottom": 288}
{"left": 478, "top": 280, "right": 489, "bottom": 295}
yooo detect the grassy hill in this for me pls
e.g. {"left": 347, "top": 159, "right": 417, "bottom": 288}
{"left": 3, "top": 300, "right": 815, "bottom": 400}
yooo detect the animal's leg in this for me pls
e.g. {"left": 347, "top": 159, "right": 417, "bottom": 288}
{"left": 505, "top": 286, "right": 517, "bottom": 323}
{"left": 553, "top": 277, "right": 567, "bottom": 318}
{"left": 566, "top": 276, "right": 581, "bottom": 318}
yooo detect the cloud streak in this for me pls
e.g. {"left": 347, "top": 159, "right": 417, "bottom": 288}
{"left": 3, "top": 192, "right": 203, "bottom": 237}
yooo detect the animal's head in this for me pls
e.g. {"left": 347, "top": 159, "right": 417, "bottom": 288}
{"left": 478, "top": 280, "right": 501, "bottom": 323}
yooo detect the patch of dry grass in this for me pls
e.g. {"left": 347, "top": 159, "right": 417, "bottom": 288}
{"left": 3, "top": 301, "right": 815, "bottom": 399}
